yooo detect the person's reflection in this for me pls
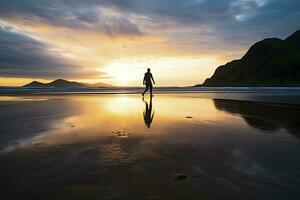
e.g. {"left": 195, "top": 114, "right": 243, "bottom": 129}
{"left": 142, "top": 96, "right": 155, "bottom": 128}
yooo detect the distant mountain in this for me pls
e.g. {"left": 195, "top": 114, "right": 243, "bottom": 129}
{"left": 24, "top": 81, "right": 46, "bottom": 87}
{"left": 200, "top": 30, "right": 300, "bottom": 87}
{"left": 48, "top": 79, "right": 85, "bottom": 87}
{"left": 23, "top": 79, "right": 112, "bottom": 88}
{"left": 23, "top": 81, "right": 46, "bottom": 87}
{"left": 82, "top": 82, "right": 112, "bottom": 87}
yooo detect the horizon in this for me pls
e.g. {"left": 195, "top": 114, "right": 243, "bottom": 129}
{"left": 1, "top": 1, "right": 300, "bottom": 87}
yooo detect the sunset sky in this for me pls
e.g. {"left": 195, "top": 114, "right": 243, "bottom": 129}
{"left": 0, "top": 0, "right": 300, "bottom": 86}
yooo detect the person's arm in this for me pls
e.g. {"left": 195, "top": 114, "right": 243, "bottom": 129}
{"left": 151, "top": 74, "right": 155, "bottom": 84}
{"left": 143, "top": 74, "right": 146, "bottom": 85}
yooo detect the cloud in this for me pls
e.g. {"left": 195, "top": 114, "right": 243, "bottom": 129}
{"left": 0, "top": 0, "right": 300, "bottom": 81}
{"left": 0, "top": 0, "right": 143, "bottom": 37}
{"left": 0, "top": 0, "right": 299, "bottom": 45}
{"left": 102, "top": 0, "right": 300, "bottom": 43}
{"left": 0, "top": 25, "right": 101, "bottom": 79}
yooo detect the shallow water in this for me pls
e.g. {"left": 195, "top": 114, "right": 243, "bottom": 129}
{"left": 0, "top": 94, "right": 300, "bottom": 200}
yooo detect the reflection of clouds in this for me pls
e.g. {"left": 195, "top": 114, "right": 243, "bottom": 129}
{"left": 2, "top": 95, "right": 240, "bottom": 152}
{"left": 0, "top": 95, "right": 243, "bottom": 153}
{"left": 0, "top": 96, "right": 49, "bottom": 101}
{"left": 1, "top": 95, "right": 300, "bottom": 199}
{"left": 2, "top": 116, "right": 86, "bottom": 152}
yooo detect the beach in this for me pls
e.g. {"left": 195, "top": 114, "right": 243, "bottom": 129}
{"left": 1, "top": 92, "right": 300, "bottom": 199}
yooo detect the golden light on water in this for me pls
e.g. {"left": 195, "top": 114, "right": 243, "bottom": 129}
{"left": 3, "top": 94, "right": 243, "bottom": 151}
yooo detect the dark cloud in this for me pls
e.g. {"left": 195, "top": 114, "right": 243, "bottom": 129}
{"left": 0, "top": 26, "right": 101, "bottom": 79}
{"left": 1, "top": 0, "right": 299, "bottom": 53}
{"left": 101, "top": 0, "right": 300, "bottom": 53}
{"left": 0, "top": 0, "right": 299, "bottom": 40}
{"left": 0, "top": 0, "right": 143, "bottom": 36}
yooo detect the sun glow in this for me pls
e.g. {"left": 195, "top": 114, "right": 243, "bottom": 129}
{"left": 0, "top": 19, "right": 229, "bottom": 87}
{"left": 102, "top": 56, "right": 226, "bottom": 86}
{"left": 103, "top": 62, "right": 144, "bottom": 86}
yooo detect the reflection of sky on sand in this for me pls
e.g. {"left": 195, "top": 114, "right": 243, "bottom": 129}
{"left": 2, "top": 94, "right": 244, "bottom": 151}
{"left": 0, "top": 96, "right": 49, "bottom": 101}
{"left": 1, "top": 94, "right": 300, "bottom": 199}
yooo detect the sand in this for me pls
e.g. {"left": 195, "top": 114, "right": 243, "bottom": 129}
{"left": 0, "top": 93, "right": 300, "bottom": 199}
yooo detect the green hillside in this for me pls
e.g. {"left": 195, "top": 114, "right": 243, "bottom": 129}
{"left": 201, "top": 30, "right": 300, "bottom": 87}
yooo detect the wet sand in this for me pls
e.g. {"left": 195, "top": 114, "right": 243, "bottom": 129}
{"left": 0, "top": 94, "right": 300, "bottom": 199}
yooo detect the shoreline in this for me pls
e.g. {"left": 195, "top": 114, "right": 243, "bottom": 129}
{"left": 1, "top": 90, "right": 300, "bottom": 105}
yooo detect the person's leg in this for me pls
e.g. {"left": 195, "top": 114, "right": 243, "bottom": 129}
{"left": 142, "top": 85, "right": 149, "bottom": 95}
{"left": 150, "top": 84, "right": 153, "bottom": 96}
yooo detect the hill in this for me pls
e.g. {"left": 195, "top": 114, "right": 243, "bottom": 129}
{"left": 200, "top": 30, "right": 300, "bottom": 87}
{"left": 82, "top": 82, "right": 112, "bottom": 87}
{"left": 23, "top": 79, "right": 112, "bottom": 88}
{"left": 24, "top": 81, "right": 46, "bottom": 87}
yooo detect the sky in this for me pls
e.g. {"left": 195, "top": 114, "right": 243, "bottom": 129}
{"left": 0, "top": 0, "right": 300, "bottom": 86}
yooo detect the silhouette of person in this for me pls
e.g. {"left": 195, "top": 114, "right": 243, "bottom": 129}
{"left": 142, "top": 96, "right": 154, "bottom": 128}
{"left": 142, "top": 68, "right": 155, "bottom": 97}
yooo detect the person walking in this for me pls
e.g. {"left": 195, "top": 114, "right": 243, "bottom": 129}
{"left": 142, "top": 68, "right": 155, "bottom": 97}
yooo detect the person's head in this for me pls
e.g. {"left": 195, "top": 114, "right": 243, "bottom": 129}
{"left": 147, "top": 68, "right": 150, "bottom": 72}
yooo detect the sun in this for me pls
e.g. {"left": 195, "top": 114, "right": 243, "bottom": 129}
{"left": 102, "top": 62, "right": 143, "bottom": 86}
{"left": 114, "top": 73, "right": 130, "bottom": 85}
